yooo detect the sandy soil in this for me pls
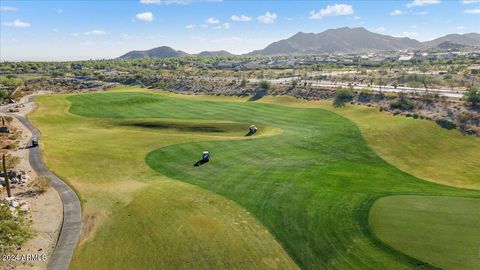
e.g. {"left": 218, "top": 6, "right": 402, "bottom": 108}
{"left": 1, "top": 94, "right": 63, "bottom": 270}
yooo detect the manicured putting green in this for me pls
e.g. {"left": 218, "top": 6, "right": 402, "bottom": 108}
{"left": 370, "top": 195, "right": 480, "bottom": 270}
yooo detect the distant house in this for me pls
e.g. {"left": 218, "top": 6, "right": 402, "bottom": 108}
{"left": 398, "top": 55, "right": 413, "bottom": 61}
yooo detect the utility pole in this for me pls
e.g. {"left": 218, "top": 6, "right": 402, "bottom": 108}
{"left": 3, "top": 154, "right": 11, "bottom": 197}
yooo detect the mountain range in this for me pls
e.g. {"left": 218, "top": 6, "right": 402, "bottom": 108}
{"left": 117, "top": 27, "right": 480, "bottom": 59}
{"left": 118, "top": 47, "right": 234, "bottom": 59}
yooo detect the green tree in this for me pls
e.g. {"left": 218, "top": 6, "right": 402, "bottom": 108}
{"left": 258, "top": 80, "right": 271, "bottom": 91}
{"left": 333, "top": 87, "right": 354, "bottom": 108}
{"left": 0, "top": 89, "right": 9, "bottom": 99}
{"left": 464, "top": 87, "right": 480, "bottom": 108}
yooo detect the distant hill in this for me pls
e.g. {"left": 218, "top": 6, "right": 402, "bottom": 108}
{"left": 434, "top": 41, "right": 467, "bottom": 50}
{"left": 117, "top": 28, "right": 480, "bottom": 59}
{"left": 118, "top": 46, "right": 191, "bottom": 59}
{"left": 195, "top": 50, "right": 234, "bottom": 57}
{"left": 423, "top": 33, "right": 480, "bottom": 48}
{"left": 118, "top": 47, "right": 235, "bottom": 59}
{"left": 247, "top": 27, "right": 423, "bottom": 55}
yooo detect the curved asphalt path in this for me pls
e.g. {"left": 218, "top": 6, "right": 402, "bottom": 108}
{"left": 2, "top": 96, "right": 82, "bottom": 270}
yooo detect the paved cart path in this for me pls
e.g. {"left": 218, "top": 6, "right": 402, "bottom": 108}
{"left": 1, "top": 96, "right": 82, "bottom": 270}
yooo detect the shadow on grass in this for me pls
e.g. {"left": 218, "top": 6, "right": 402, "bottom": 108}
{"left": 193, "top": 159, "right": 209, "bottom": 167}
{"left": 248, "top": 90, "right": 267, "bottom": 102}
{"left": 245, "top": 130, "right": 257, "bottom": 136}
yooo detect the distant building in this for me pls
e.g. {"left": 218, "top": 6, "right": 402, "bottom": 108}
{"left": 398, "top": 55, "right": 413, "bottom": 61}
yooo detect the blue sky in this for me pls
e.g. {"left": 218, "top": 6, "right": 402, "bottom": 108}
{"left": 1, "top": 0, "right": 479, "bottom": 61}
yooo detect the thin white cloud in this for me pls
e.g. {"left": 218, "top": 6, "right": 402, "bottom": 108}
{"left": 84, "top": 30, "right": 107, "bottom": 36}
{"left": 205, "top": 17, "right": 220, "bottom": 24}
{"left": 257, "top": 12, "right": 277, "bottom": 24}
{"left": 0, "top": 6, "right": 17, "bottom": 11}
{"left": 2, "top": 19, "right": 30, "bottom": 28}
{"left": 464, "top": 8, "right": 480, "bottom": 13}
{"left": 231, "top": 14, "right": 252, "bottom": 21}
{"left": 136, "top": 12, "right": 154, "bottom": 22}
{"left": 309, "top": 4, "right": 354, "bottom": 19}
{"left": 406, "top": 0, "right": 441, "bottom": 8}
{"left": 413, "top": 11, "right": 428, "bottom": 15}
{"left": 461, "top": 0, "right": 480, "bottom": 3}
{"left": 213, "top": 22, "right": 230, "bottom": 29}
{"left": 353, "top": 16, "right": 361, "bottom": 20}
{"left": 457, "top": 25, "right": 465, "bottom": 30}
{"left": 376, "top": 26, "right": 386, "bottom": 32}
{"left": 390, "top": 9, "right": 403, "bottom": 16}
{"left": 185, "top": 24, "right": 195, "bottom": 29}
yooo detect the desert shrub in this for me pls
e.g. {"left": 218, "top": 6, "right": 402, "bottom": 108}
{"left": 456, "top": 112, "right": 473, "bottom": 124}
{"left": 385, "top": 92, "right": 397, "bottom": 99}
{"left": 421, "top": 92, "right": 437, "bottom": 104}
{"left": 357, "top": 88, "right": 373, "bottom": 102}
{"left": 0, "top": 204, "right": 32, "bottom": 252}
{"left": 249, "top": 81, "right": 271, "bottom": 101}
{"left": 390, "top": 92, "right": 415, "bottom": 110}
{"left": 5, "top": 155, "right": 20, "bottom": 170}
{"left": 436, "top": 118, "right": 456, "bottom": 130}
{"left": 0, "top": 90, "right": 8, "bottom": 99}
{"left": 258, "top": 80, "right": 271, "bottom": 91}
{"left": 464, "top": 87, "right": 480, "bottom": 108}
{"left": 28, "top": 176, "right": 50, "bottom": 194}
{"left": 333, "top": 88, "right": 354, "bottom": 108}
{"left": 290, "top": 79, "right": 298, "bottom": 89}
{"left": 3, "top": 142, "right": 18, "bottom": 150}
{"left": 239, "top": 78, "right": 247, "bottom": 87}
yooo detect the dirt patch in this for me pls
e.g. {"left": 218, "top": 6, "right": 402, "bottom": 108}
{"left": 79, "top": 212, "right": 99, "bottom": 242}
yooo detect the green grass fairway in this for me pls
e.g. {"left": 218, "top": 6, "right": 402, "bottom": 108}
{"left": 30, "top": 86, "right": 480, "bottom": 270}
{"left": 370, "top": 196, "right": 480, "bottom": 270}
{"left": 256, "top": 96, "right": 480, "bottom": 190}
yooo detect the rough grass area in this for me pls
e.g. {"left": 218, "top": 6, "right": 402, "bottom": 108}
{"left": 370, "top": 195, "right": 480, "bottom": 270}
{"left": 30, "top": 86, "right": 480, "bottom": 270}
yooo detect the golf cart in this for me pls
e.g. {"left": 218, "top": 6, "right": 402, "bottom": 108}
{"left": 202, "top": 150, "right": 210, "bottom": 161}
{"left": 246, "top": 125, "right": 258, "bottom": 136}
{"left": 31, "top": 138, "right": 38, "bottom": 147}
